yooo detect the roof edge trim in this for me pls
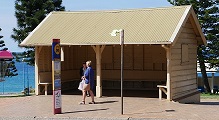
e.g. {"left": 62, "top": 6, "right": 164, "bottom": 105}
{"left": 169, "top": 5, "right": 192, "bottom": 46}
{"left": 20, "top": 42, "right": 172, "bottom": 47}
{"left": 19, "top": 12, "right": 53, "bottom": 46}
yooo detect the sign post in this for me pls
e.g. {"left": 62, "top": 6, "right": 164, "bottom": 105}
{"left": 52, "top": 39, "right": 61, "bottom": 114}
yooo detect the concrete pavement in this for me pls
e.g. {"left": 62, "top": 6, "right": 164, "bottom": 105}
{"left": 0, "top": 93, "right": 219, "bottom": 120}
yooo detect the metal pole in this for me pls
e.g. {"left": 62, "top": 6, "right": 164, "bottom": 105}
{"left": 3, "top": 81, "right": 5, "bottom": 95}
{"left": 120, "top": 29, "right": 124, "bottom": 115}
{"left": 27, "top": 65, "right": 29, "bottom": 95}
{"left": 23, "top": 60, "right": 25, "bottom": 94}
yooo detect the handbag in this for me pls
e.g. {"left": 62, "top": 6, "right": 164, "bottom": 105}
{"left": 83, "top": 68, "right": 91, "bottom": 91}
{"left": 78, "top": 80, "right": 84, "bottom": 91}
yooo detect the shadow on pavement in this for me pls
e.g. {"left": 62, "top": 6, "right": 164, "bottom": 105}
{"left": 95, "top": 100, "right": 118, "bottom": 104}
{"left": 198, "top": 102, "right": 219, "bottom": 105}
{"left": 62, "top": 108, "right": 109, "bottom": 114}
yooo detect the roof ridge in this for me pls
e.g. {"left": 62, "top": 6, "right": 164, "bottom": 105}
{"left": 52, "top": 5, "right": 192, "bottom": 14}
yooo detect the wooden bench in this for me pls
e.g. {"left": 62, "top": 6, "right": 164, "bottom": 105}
{"left": 38, "top": 70, "right": 79, "bottom": 95}
{"left": 38, "top": 82, "right": 52, "bottom": 95}
{"left": 39, "top": 79, "right": 79, "bottom": 95}
{"left": 157, "top": 84, "right": 167, "bottom": 100}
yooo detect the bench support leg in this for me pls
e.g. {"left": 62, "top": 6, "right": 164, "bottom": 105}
{"left": 45, "top": 84, "right": 48, "bottom": 95}
{"left": 159, "top": 88, "right": 162, "bottom": 100}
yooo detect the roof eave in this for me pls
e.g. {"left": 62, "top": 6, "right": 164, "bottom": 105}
{"left": 19, "top": 41, "right": 172, "bottom": 47}
{"left": 19, "top": 12, "right": 54, "bottom": 47}
{"left": 170, "top": 5, "right": 207, "bottom": 46}
{"left": 190, "top": 9, "right": 207, "bottom": 46}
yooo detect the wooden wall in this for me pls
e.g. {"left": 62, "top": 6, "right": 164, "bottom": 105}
{"left": 37, "top": 44, "right": 167, "bottom": 90}
{"left": 101, "top": 45, "right": 167, "bottom": 81}
{"left": 170, "top": 19, "right": 198, "bottom": 100}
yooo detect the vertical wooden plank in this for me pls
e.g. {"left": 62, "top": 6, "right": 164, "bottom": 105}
{"left": 102, "top": 46, "right": 113, "bottom": 69}
{"left": 113, "top": 45, "right": 121, "bottom": 69}
{"left": 35, "top": 46, "right": 39, "bottom": 95}
{"left": 124, "top": 45, "right": 133, "bottom": 69}
{"left": 134, "top": 45, "right": 143, "bottom": 70}
{"left": 95, "top": 45, "right": 102, "bottom": 97}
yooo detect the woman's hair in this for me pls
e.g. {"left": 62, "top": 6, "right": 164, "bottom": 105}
{"left": 86, "top": 61, "right": 92, "bottom": 66}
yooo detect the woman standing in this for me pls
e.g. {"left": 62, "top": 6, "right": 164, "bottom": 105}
{"left": 80, "top": 61, "right": 95, "bottom": 104}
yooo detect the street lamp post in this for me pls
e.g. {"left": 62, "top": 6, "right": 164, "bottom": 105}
{"left": 111, "top": 29, "right": 124, "bottom": 115}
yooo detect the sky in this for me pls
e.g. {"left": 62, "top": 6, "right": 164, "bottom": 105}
{"left": 0, "top": 0, "right": 172, "bottom": 52}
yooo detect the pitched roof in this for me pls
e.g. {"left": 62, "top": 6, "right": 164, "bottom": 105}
{"left": 20, "top": 5, "right": 206, "bottom": 46}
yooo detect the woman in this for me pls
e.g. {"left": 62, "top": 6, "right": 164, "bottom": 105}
{"left": 80, "top": 61, "right": 95, "bottom": 104}
{"left": 79, "top": 61, "right": 90, "bottom": 96}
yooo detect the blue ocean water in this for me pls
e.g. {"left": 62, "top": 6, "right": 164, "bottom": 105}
{"left": 197, "top": 72, "right": 219, "bottom": 77}
{"left": 0, "top": 61, "right": 35, "bottom": 94}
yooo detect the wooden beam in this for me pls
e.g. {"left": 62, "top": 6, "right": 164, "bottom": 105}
{"left": 100, "top": 45, "right": 105, "bottom": 54}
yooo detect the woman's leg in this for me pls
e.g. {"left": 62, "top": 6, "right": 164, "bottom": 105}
{"left": 80, "top": 90, "right": 86, "bottom": 104}
{"left": 89, "top": 90, "right": 95, "bottom": 102}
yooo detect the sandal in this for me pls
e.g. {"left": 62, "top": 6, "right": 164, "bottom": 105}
{"left": 79, "top": 101, "right": 85, "bottom": 105}
{"left": 89, "top": 101, "right": 95, "bottom": 104}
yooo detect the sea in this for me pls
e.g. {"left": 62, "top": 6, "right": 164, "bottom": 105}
{"left": 0, "top": 61, "right": 35, "bottom": 94}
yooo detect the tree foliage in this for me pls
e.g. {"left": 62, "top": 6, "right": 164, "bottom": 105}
{"left": 12, "top": 0, "right": 65, "bottom": 65}
{"left": 167, "top": 0, "right": 219, "bottom": 93}
{"left": 0, "top": 28, "right": 18, "bottom": 78}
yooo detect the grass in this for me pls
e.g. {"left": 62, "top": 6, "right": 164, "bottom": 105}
{"left": 0, "top": 94, "right": 26, "bottom": 98}
{"left": 201, "top": 93, "right": 219, "bottom": 99}
{"left": 0, "top": 93, "right": 35, "bottom": 98}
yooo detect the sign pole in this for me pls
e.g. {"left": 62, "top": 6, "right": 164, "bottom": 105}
{"left": 52, "top": 39, "right": 62, "bottom": 114}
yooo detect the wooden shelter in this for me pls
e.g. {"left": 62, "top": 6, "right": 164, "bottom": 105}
{"left": 20, "top": 5, "right": 206, "bottom": 103}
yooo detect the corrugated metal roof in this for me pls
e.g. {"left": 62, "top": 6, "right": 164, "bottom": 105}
{"left": 20, "top": 5, "right": 205, "bottom": 46}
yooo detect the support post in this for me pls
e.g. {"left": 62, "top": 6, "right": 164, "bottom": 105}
{"left": 93, "top": 45, "right": 105, "bottom": 97}
{"left": 35, "top": 47, "right": 39, "bottom": 95}
{"left": 162, "top": 45, "right": 171, "bottom": 100}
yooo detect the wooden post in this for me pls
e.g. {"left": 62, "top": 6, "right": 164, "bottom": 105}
{"left": 96, "top": 45, "right": 102, "bottom": 97}
{"left": 162, "top": 45, "right": 171, "bottom": 100}
{"left": 92, "top": 45, "right": 105, "bottom": 97}
{"left": 166, "top": 48, "right": 171, "bottom": 100}
{"left": 35, "top": 46, "right": 39, "bottom": 95}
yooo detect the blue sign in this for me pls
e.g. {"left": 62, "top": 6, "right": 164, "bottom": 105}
{"left": 54, "top": 79, "right": 61, "bottom": 90}
{"left": 52, "top": 39, "right": 61, "bottom": 60}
